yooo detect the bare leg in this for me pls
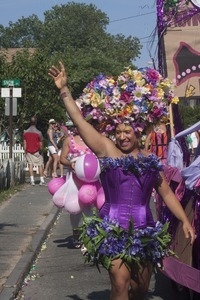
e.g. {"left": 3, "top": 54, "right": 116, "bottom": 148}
{"left": 51, "top": 153, "right": 58, "bottom": 177}
{"left": 109, "top": 258, "right": 130, "bottom": 300}
{"left": 38, "top": 165, "right": 45, "bottom": 184}
{"left": 108, "top": 259, "right": 152, "bottom": 300}
{"left": 29, "top": 164, "right": 35, "bottom": 185}
{"left": 44, "top": 155, "right": 53, "bottom": 177}
{"left": 29, "top": 164, "right": 34, "bottom": 177}
{"left": 129, "top": 262, "right": 153, "bottom": 300}
{"left": 39, "top": 165, "right": 44, "bottom": 177}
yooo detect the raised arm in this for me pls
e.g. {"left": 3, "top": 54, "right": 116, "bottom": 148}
{"left": 48, "top": 62, "right": 110, "bottom": 157}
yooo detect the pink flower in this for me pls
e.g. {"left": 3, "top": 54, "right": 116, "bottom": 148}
{"left": 146, "top": 69, "right": 160, "bottom": 83}
{"left": 119, "top": 91, "right": 132, "bottom": 104}
{"left": 152, "top": 106, "right": 163, "bottom": 118}
{"left": 78, "top": 67, "right": 176, "bottom": 134}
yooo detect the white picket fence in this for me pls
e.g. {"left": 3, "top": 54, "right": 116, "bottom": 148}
{"left": 0, "top": 144, "right": 39, "bottom": 173}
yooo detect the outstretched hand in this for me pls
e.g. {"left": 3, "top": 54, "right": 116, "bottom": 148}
{"left": 48, "top": 61, "right": 67, "bottom": 90}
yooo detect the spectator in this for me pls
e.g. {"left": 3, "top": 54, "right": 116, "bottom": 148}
{"left": 55, "top": 123, "right": 67, "bottom": 177}
{"left": 45, "top": 119, "right": 59, "bottom": 178}
{"left": 23, "top": 116, "right": 45, "bottom": 186}
{"left": 192, "top": 131, "right": 200, "bottom": 160}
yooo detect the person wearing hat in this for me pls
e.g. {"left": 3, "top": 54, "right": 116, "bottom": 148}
{"left": 44, "top": 119, "right": 59, "bottom": 177}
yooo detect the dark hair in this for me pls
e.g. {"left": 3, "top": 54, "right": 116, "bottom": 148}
{"left": 30, "top": 116, "right": 37, "bottom": 126}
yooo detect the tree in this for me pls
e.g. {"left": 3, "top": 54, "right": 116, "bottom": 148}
{"left": 0, "top": 2, "right": 142, "bottom": 135}
{"left": 179, "top": 103, "right": 200, "bottom": 128}
{"left": 0, "top": 15, "right": 43, "bottom": 48}
{"left": 41, "top": 3, "right": 110, "bottom": 52}
{"left": 0, "top": 52, "right": 8, "bottom": 130}
{"left": 3, "top": 49, "right": 66, "bottom": 132}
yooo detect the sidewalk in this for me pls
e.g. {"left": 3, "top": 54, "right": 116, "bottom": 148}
{"left": 0, "top": 176, "right": 60, "bottom": 300}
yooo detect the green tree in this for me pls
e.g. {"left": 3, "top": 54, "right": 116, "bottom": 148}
{"left": 0, "top": 2, "right": 142, "bottom": 135}
{"left": 2, "top": 49, "right": 66, "bottom": 132}
{"left": 0, "top": 15, "right": 43, "bottom": 48}
{"left": 0, "top": 52, "right": 8, "bottom": 129}
{"left": 179, "top": 103, "right": 200, "bottom": 128}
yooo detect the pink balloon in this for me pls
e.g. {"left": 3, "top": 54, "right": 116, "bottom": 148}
{"left": 75, "top": 154, "right": 100, "bottom": 183}
{"left": 47, "top": 176, "right": 66, "bottom": 195}
{"left": 96, "top": 186, "right": 105, "bottom": 209}
{"left": 78, "top": 183, "right": 97, "bottom": 205}
{"left": 95, "top": 180, "right": 102, "bottom": 190}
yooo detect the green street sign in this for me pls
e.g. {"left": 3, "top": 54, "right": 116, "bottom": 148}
{"left": 1, "top": 79, "right": 21, "bottom": 87}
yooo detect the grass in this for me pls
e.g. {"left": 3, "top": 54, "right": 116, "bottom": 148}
{"left": 0, "top": 183, "right": 27, "bottom": 205}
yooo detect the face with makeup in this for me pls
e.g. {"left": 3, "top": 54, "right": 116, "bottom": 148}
{"left": 115, "top": 123, "right": 139, "bottom": 153}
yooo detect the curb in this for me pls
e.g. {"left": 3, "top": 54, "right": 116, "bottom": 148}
{"left": 0, "top": 206, "right": 61, "bottom": 300}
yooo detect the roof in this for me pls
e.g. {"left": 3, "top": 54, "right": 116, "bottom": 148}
{"left": 0, "top": 48, "right": 36, "bottom": 62}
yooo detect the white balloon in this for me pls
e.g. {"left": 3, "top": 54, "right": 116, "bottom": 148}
{"left": 63, "top": 173, "right": 82, "bottom": 214}
{"left": 191, "top": 0, "right": 200, "bottom": 8}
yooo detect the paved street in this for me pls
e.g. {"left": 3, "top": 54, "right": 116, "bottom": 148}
{"left": 0, "top": 178, "right": 193, "bottom": 300}
{"left": 14, "top": 211, "right": 190, "bottom": 300}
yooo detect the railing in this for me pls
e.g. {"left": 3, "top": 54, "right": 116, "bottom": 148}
{"left": 0, "top": 144, "right": 39, "bottom": 174}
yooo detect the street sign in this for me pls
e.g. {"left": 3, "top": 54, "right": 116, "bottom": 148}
{"left": 1, "top": 79, "right": 20, "bottom": 87}
{"left": 5, "top": 97, "right": 17, "bottom": 116}
{"left": 1, "top": 87, "right": 22, "bottom": 97}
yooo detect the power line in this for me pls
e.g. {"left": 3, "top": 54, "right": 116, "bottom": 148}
{"left": 139, "top": 35, "right": 153, "bottom": 40}
{"left": 110, "top": 11, "right": 155, "bottom": 23}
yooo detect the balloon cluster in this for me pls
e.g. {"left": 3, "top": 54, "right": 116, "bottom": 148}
{"left": 47, "top": 154, "right": 105, "bottom": 213}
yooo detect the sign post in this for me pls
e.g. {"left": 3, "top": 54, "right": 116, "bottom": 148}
{"left": 1, "top": 79, "right": 21, "bottom": 159}
{"left": 9, "top": 88, "right": 13, "bottom": 159}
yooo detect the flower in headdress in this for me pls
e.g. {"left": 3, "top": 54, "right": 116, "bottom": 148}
{"left": 146, "top": 68, "right": 161, "bottom": 83}
{"left": 171, "top": 96, "right": 179, "bottom": 104}
{"left": 133, "top": 86, "right": 149, "bottom": 101}
{"left": 78, "top": 67, "right": 176, "bottom": 134}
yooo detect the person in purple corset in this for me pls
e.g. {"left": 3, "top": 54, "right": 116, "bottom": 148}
{"left": 48, "top": 62, "right": 196, "bottom": 300}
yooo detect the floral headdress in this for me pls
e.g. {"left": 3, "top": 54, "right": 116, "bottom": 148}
{"left": 77, "top": 67, "right": 179, "bottom": 134}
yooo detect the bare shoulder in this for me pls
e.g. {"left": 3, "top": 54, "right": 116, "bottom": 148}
{"left": 47, "top": 127, "right": 52, "bottom": 134}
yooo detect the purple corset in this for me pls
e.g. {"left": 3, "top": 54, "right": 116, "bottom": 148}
{"left": 99, "top": 155, "right": 162, "bottom": 230}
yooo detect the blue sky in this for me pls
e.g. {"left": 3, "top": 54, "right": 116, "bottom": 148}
{"left": 0, "top": 0, "right": 157, "bottom": 68}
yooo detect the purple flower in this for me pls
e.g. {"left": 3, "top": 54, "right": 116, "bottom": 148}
{"left": 119, "top": 91, "right": 132, "bottom": 104}
{"left": 77, "top": 67, "right": 176, "bottom": 135}
{"left": 146, "top": 69, "right": 160, "bottom": 83}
